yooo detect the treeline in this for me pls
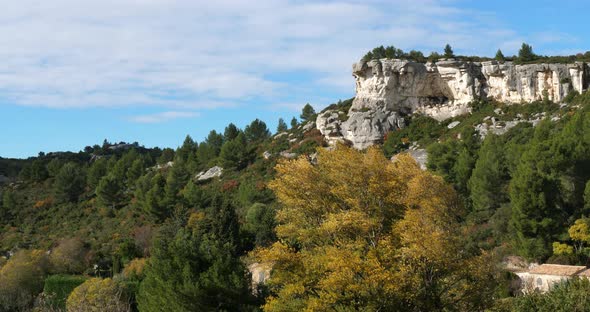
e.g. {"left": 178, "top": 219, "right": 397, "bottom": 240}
{"left": 0, "top": 107, "right": 324, "bottom": 311}
{"left": 362, "top": 42, "right": 590, "bottom": 64}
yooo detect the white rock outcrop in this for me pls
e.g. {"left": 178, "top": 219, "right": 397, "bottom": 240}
{"left": 196, "top": 166, "right": 223, "bottom": 181}
{"left": 318, "top": 59, "right": 589, "bottom": 149}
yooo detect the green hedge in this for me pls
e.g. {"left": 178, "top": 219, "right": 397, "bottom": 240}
{"left": 43, "top": 274, "right": 88, "bottom": 309}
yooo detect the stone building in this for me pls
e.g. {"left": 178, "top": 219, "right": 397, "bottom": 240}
{"left": 515, "top": 264, "right": 588, "bottom": 293}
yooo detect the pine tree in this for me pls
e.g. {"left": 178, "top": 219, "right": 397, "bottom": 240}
{"left": 54, "top": 162, "right": 85, "bottom": 203}
{"left": 244, "top": 119, "right": 271, "bottom": 142}
{"left": 30, "top": 159, "right": 48, "bottom": 182}
{"left": 300, "top": 103, "right": 316, "bottom": 121}
{"left": 509, "top": 120, "right": 561, "bottom": 259}
{"left": 126, "top": 158, "right": 144, "bottom": 184}
{"left": 444, "top": 44, "right": 454, "bottom": 58}
{"left": 245, "top": 203, "right": 276, "bottom": 247}
{"left": 137, "top": 201, "right": 253, "bottom": 311}
{"left": 164, "top": 161, "right": 189, "bottom": 205}
{"left": 147, "top": 180, "right": 167, "bottom": 220}
{"left": 1, "top": 190, "right": 16, "bottom": 220}
{"left": 176, "top": 135, "right": 197, "bottom": 162}
{"left": 205, "top": 130, "right": 224, "bottom": 155}
{"left": 518, "top": 43, "right": 536, "bottom": 63}
{"left": 276, "top": 118, "right": 288, "bottom": 133}
{"left": 157, "top": 148, "right": 175, "bottom": 164}
{"left": 468, "top": 134, "right": 508, "bottom": 223}
{"left": 87, "top": 158, "right": 108, "bottom": 191}
{"left": 495, "top": 49, "right": 505, "bottom": 62}
{"left": 224, "top": 123, "right": 241, "bottom": 141}
{"left": 182, "top": 180, "right": 205, "bottom": 209}
{"left": 219, "top": 133, "right": 252, "bottom": 170}
{"left": 96, "top": 173, "right": 123, "bottom": 209}
{"left": 290, "top": 117, "right": 298, "bottom": 129}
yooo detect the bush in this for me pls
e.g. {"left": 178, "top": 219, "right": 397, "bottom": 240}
{"left": 121, "top": 258, "right": 146, "bottom": 280}
{"left": 509, "top": 278, "right": 590, "bottom": 311}
{"left": 563, "top": 90, "right": 579, "bottom": 103}
{"left": 49, "top": 238, "right": 88, "bottom": 274}
{"left": 43, "top": 275, "right": 87, "bottom": 310}
{"left": 66, "top": 278, "right": 131, "bottom": 312}
{"left": 0, "top": 250, "right": 48, "bottom": 311}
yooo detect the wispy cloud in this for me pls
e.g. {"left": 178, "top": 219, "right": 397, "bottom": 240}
{"left": 0, "top": 0, "right": 569, "bottom": 110}
{"left": 129, "top": 111, "right": 200, "bottom": 123}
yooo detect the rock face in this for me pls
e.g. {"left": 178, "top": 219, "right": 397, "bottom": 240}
{"left": 318, "top": 59, "right": 589, "bottom": 149}
{"left": 196, "top": 166, "right": 223, "bottom": 181}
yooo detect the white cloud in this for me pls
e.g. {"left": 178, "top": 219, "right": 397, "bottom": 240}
{"left": 129, "top": 111, "right": 200, "bottom": 123}
{"left": 0, "top": 0, "right": 568, "bottom": 110}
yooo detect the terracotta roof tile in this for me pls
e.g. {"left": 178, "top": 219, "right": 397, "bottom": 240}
{"left": 528, "top": 264, "right": 586, "bottom": 276}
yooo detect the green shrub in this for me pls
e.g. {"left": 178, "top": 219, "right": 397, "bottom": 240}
{"left": 509, "top": 278, "right": 590, "bottom": 311}
{"left": 43, "top": 275, "right": 87, "bottom": 309}
{"left": 66, "top": 278, "right": 131, "bottom": 312}
{"left": 563, "top": 90, "right": 579, "bottom": 103}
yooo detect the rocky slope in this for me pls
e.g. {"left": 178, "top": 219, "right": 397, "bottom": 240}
{"left": 318, "top": 59, "right": 589, "bottom": 149}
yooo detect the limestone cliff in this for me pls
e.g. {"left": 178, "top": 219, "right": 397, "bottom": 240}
{"left": 317, "top": 59, "right": 589, "bottom": 149}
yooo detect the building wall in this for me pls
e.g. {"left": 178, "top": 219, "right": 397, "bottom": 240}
{"left": 516, "top": 272, "right": 571, "bottom": 293}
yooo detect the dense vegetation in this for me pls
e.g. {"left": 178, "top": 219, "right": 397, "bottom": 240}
{"left": 361, "top": 42, "right": 590, "bottom": 64}
{"left": 1, "top": 89, "right": 590, "bottom": 311}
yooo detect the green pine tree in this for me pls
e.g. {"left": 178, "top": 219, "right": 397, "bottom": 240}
{"left": 495, "top": 49, "right": 505, "bottom": 62}
{"left": 224, "top": 123, "right": 241, "bottom": 141}
{"left": 137, "top": 199, "right": 253, "bottom": 311}
{"left": 290, "top": 117, "right": 298, "bottom": 129}
{"left": 277, "top": 118, "right": 288, "bottom": 133}
{"left": 300, "top": 104, "right": 316, "bottom": 121}
{"left": 444, "top": 44, "right": 454, "bottom": 58}
{"left": 468, "top": 134, "right": 508, "bottom": 223}
{"left": 244, "top": 119, "right": 271, "bottom": 142}
{"left": 219, "top": 133, "right": 252, "bottom": 170}
{"left": 96, "top": 173, "right": 124, "bottom": 209}
{"left": 518, "top": 43, "right": 536, "bottom": 63}
{"left": 54, "top": 162, "right": 86, "bottom": 203}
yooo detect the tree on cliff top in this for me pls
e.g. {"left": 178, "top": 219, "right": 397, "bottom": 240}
{"left": 444, "top": 44, "right": 454, "bottom": 58}
{"left": 518, "top": 43, "right": 537, "bottom": 63}
{"left": 495, "top": 49, "right": 506, "bottom": 62}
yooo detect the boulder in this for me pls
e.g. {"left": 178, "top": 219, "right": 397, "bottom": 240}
{"left": 196, "top": 166, "right": 223, "bottom": 181}
{"left": 279, "top": 151, "right": 298, "bottom": 159}
{"left": 447, "top": 121, "right": 460, "bottom": 129}
{"left": 391, "top": 149, "right": 428, "bottom": 170}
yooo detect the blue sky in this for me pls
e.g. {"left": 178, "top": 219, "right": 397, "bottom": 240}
{"left": 1, "top": 0, "right": 588, "bottom": 158}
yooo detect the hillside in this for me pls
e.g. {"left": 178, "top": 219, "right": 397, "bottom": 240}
{"left": 2, "top": 49, "right": 590, "bottom": 310}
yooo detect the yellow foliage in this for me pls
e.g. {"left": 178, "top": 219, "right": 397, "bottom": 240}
{"left": 187, "top": 211, "right": 206, "bottom": 230}
{"left": 552, "top": 242, "right": 574, "bottom": 255}
{"left": 66, "top": 278, "right": 130, "bottom": 312}
{"left": 0, "top": 249, "right": 48, "bottom": 310}
{"left": 122, "top": 258, "right": 146, "bottom": 280}
{"left": 254, "top": 144, "right": 496, "bottom": 311}
{"left": 33, "top": 197, "right": 53, "bottom": 209}
{"left": 569, "top": 218, "right": 590, "bottom": 243}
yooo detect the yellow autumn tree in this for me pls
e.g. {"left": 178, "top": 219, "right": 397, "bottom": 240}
{"left": 253, "top": 144, "right": 497, "bottom": 311}
{"left": 66, "top": 278, "right": 130, "bottom": 312}
{"left": 568, "top": 218, "right": 590, "bottom": 253}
